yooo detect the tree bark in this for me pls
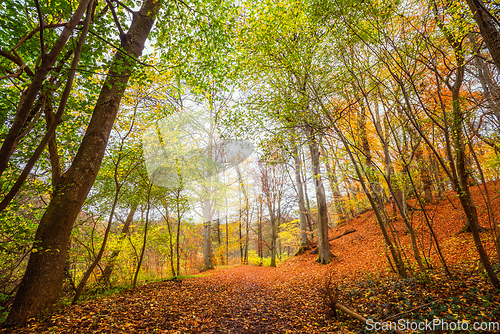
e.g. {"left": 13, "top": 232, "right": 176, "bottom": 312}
{"left": 133, "top": 184, "right": 152, "bottom": 287}
{"left": 257, "top": 198, "right": 263, "bottom": 259}
{"left": 470, "top": 33, "right": 500, "bottom": 123}
{"left": 301, "top": 152, "right": 314, "bottom": 238}
{"left": 102, "top": 203, "right": 138, "bottom": 285}
{"left": 6, "top": 0, "right": 160, "bottom": 324}
{"left": 305, "top": 125, "right": 332, "bottom": 264}
{"left": 202, "top": 200, "right": 214, "bottom": 271}
{"left": 294, "top": 147, "right": 309, "bottom": 247}
{"left": 466, "top": 0, "right": 500, "bottom": 72}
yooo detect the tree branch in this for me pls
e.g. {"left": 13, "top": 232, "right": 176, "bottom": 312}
{"left": 0, "top": 50, "right": 34, "bottom": 77}
{"left": 105, "top": 0, "right": 127, "bottom": 44}
{"left": 0, "top": 0, "right": 94, "bottom": 213}
{"left": 34, "top": 0, "right": 46, "bottom": 57}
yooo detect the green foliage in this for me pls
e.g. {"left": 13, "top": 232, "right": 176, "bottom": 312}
{"left": 153, "top": 0, "right": 239, "bottom": 92}
{"left": 0, "top": 198, "right": 42, "bottom": 294}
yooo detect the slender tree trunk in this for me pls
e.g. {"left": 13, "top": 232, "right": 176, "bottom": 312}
{"left": 321, "top": 145, "right": 344, "bottom": 223}
{"left": 331, "top": 119, "right": 407, "bottom": 277}
{"left": 258, "top": 198, "right": 263, "bottom": 259}
{"left": 163, "top": 204, "right": 176, "bottom": 277}
{"left": 102, "top": 203, "right": 138, "bottom": 285}
{"left": 133, "top": 184, "right": 153, "bottom": 287}
{"left": 294, "top": 147, "right": 309, "bottom": 248}
{"left": 244, "top": 210, "right": 250, "bottom": 265}
{"left": 301, "top": 152, "right": 314, "bottom": 238}
{"left": 238, "top": 210, "right": 243, "bottom": 263}
{"left": 451, "top": 89, "right": 499, "bottom": 287}
{"left": 72, "top": 184, "right": 121, "bottom": 304}
{"left": 202, "top": 200, "right": 214, "bottom": 271}
{"left": 217, "top": 217, "right": 224, "bottom": 265}
{"left": 467, "top": 138, "right": 500, "bottom": 262}
{"left": 225, "top": 213, "right": 229, "bottom": 265}
{"left": 416, "top": 147, "right": 433, "bottom": 202}
{"left": 176, "top": 200, "right": 182, "bottom": 276}
{"left": 6, "top": 0, "right": 159, "bottom": 324}
{"left": 470, "top": 34, "right": 500, "bottom": 123}
{"left": 44, "top": 97, "right": 61, "bottom": 189}
{"left": 268, "top": 203, "right": 277, "bottom": 267}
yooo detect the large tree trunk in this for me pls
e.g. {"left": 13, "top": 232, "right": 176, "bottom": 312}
{"left": 466, "top": 0, "right": 500, "bottom": 72}
{"left": 6, "top": 0, "right": 160, "bottom": 324}
{"left": 305, "top": 125, "right": 332, "bottom": 264}
{"left": 451, "top": 87, "right": 499, "bottom": 288}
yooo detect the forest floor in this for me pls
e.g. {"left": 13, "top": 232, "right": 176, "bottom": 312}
{"left": 3, "top": 181, "right": 500, "bottom": 333}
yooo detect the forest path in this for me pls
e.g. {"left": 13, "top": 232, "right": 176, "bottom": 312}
{"left": 7, "top": 265, "right": 335, "bottom": 333}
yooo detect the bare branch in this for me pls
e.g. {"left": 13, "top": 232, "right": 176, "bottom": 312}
{"left": 105, "top": 0, "right": 126, "bottom": 44}
{"left": 114, "top": 0, "right": 135, "bottom": 15}
{"left": 0, "top": 50, "right": 34, "bottom": 77}
{"left": 34, "top": 0, "right": 46, "bottom": 56}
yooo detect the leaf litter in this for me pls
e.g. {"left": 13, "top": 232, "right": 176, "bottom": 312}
{"left": 3, "top": 182, "right": 500, "bottom": 333}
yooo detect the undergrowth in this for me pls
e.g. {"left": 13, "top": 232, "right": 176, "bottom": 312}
{"left": 333, "top": 261, "right": 500, "bottom": 333}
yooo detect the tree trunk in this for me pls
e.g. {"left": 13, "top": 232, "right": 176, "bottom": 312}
{"left": 202, "top": 200, "right": 214, "bottom": 271}
{"left": 301, "top": 152, "right": 314, "bottom": 238}
{"left": 466, "top": 0, "right": 500, "bottom": 72}
{"left": 258, "top": 198, "right": 263, "bottom": 259}
{"left": 268, "top": 203, "right": 277, "bottom": 267}
{"left": 321, "top": 144, "right": 345, "bottom": 223}
{"left": 176, "top": 203, "right": 182, "bottom": 275}
{"left": 332, "top": 120, "right": 407, "bottom": 277}
{"left": 305, "top": 125, "right": 332, "bottom": 264}
{"left": 102, "top": 203, "right": 138, "bottom": 285}
{"left": 294, "top": 147, "right": 309, "bottom": 247}
{"left": 244, "top": 210, "right": 250, "bottom": 265}
{"left": 133, "top": 184, "right": 152, "bottom": 287}
{"left": 470, "top": 33, "right": 500, "bottom": 123}
{"left": 6, "top": 0, "right": 160, "bottom": 324}
{"left": 451, "top": 88, "right": 499, "bottom": 288}
{"left": 72, "top": 183, "right": 121, "bottom": 304}
{"left": 162, "top": 204, "right": 176, "bottom": 277}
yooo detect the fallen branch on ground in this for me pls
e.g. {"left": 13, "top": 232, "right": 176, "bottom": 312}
{"left": 382, "top": 298, "right": 444, "bottom": 322}
{"left": 335, "top": 303, "right": 407, "bottom": 334}
{"left": 321, "top": 269, "right": 407, "bottom": 334}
